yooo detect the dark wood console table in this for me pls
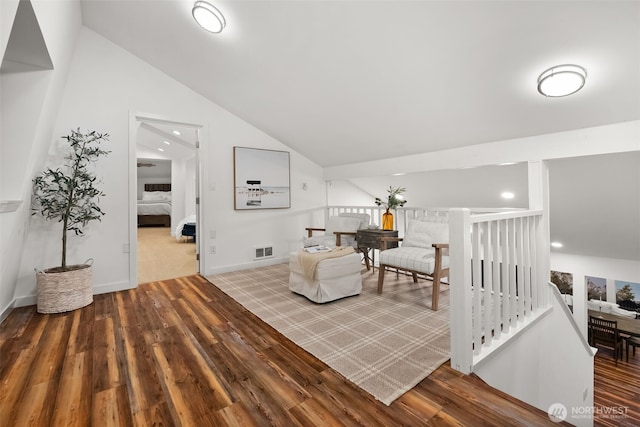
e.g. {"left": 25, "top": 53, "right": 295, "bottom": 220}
{"left": 357, "top": 229, "right": 399, "bottom": 272}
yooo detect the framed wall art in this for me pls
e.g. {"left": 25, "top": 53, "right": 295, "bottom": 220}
{"left": 586, "top": 275, "right": 607, "bottom": 300}
{"left": 233, "top": 147, "right": 291, "bottom": 210}
{"left": 615, "top": 280, "right": 640, "bottom": 311}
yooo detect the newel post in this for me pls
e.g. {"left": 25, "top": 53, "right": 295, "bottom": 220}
{"left": 449, "top": 208, "right": 473, "bottom": 374}
{"left": 528, "top": 160, "right": 551, "bottom": 308}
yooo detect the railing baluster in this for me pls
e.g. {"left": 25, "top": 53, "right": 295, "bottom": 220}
{"left": 523, "top": 217, "right": 532, "bottom": 314}
{"left": 516, "top": 217, "right": 525, "bottom": 322}
{"left": 482, "top": 222, "right": 492, "bottom": 347}
{"left": 491, "top": 221, "right": 501, "bottom": 339}
{"left": 530, "top": 216, "right": 538, "bottom": 311}
{"left": 473, "top": 222, "right": 482, "bottom": 356}
{"left": 500, "top": 219, "right": 510, "bottom": 334}
{"left": 508, "top": 218, "right": 517, "bottom": 328}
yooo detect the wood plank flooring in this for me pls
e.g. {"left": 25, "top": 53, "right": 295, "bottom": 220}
{"left": 1, "top": 274, "right": 636, "bottom": 426}
{"left": 593, "top": 341, "right": 640, "bottom": 427}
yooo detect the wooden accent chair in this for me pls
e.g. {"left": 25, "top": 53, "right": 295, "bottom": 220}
{"left": 589, "top": 316, "right": 624, "bottom": 364}
{"left": 304, "top": 213, "right": 371, "bottom": 269}
{"left": 377, "top": 216, "right": 449, "bottom": 311}
{"left": 626, "top": 336, "right": 640, "bottom": 362}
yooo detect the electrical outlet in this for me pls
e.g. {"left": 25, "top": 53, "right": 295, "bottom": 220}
{"left": 210, "top": 245, "right": 216, "bottom": 254}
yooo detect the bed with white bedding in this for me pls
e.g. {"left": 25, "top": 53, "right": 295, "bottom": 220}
{"left": 137, "top": 184, "right": 172, "bottom": 227}
{"left": 137, "top": 200, "right": 172, "bottom": 216}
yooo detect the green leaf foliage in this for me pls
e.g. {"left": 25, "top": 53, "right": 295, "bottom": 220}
{"left": 374, "top": 186, "right": 408, "bottom": 210}
{"left": 32, "top": 128, "right": 110, "bottom": 269}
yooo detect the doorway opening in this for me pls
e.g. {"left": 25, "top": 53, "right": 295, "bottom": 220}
{"left": 129, "top": 113, "right": 203, "bottom": 285}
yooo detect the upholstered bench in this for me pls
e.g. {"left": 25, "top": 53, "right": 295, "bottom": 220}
{"left": 289, "top": 250, "right": 362, "bottom": 303}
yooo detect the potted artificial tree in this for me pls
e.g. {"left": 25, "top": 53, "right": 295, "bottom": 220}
{"left": 32, "top": 128, "right": 110, "bottom": 314}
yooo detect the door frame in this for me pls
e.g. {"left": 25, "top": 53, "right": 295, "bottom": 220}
{"left": 128, "top": 111, "right": 204, "bottom": 286}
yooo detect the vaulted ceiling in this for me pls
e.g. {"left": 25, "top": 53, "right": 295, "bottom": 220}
{"left": 81, "top": 1, "right": 639, "bottom": 167}
{"left": 78, "top": 1, "right": 639, "bottom": 262}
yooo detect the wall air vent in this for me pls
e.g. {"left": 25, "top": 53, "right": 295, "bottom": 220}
{"left": 254, "top": 246, "right": 273, "bottom": 260}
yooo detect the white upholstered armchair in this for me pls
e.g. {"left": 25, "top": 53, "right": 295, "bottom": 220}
{"left": 377, "top": 216, "right": 449, "bottom": 311}
{"left": 304, "top": 212, "right": 371, "bottom": 268}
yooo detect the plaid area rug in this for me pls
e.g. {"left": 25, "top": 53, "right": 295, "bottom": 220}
{"left": 207, "top": 263, "right": 450, "bottom": 405}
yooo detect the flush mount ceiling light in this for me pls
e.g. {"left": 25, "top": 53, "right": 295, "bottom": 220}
{"left": 192, "top": 1, "right": 226, "bottom": 33}
{"left": 537, "top": 64, "right": 587, "bottom": 97}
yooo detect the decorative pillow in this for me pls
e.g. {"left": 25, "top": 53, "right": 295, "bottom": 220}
{"left": 403, "top": 218, "right": 449, "bottom": 249}
{"left": 325, "top": 216, "right": 362, "bottom": 235}
{"left": 338, "top": 212, "right": 370, "bottom": 229}
{"left": 142, "top": 191, "right": 171, "bottom": 202}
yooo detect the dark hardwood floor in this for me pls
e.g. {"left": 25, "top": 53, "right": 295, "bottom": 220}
{"left": 593, "top": 341, "right": 640, "bottom": 427}
{"left": 1, "top": 274, "right": 637, "bottom": 426}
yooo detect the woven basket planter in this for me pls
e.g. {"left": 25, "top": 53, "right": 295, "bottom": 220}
{"left": 36, "top": 260, "right": 93, "bottom": 314}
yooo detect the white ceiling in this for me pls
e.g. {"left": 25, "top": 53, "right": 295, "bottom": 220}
{"left": 82, "top": 0, "right": 639, "bottom": 167}
{"left": 136, "top": 158, "right": 171, "bottom": 180}
{"left": 136, "top": 121, "right": 197, "bottom": 161}
{"left": 79, "top": 1, "right": 640, "bottom": 262}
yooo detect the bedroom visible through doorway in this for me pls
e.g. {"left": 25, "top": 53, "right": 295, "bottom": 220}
{"left": 133, "top": 115, "right": 202, "bottom": 284}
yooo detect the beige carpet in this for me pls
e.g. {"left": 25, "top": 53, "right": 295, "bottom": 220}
{"left": 138, "top": 227, "right": 197, "bottom": 284}
{"left": 207, "top": 263, "right": 450, "bottom": 405}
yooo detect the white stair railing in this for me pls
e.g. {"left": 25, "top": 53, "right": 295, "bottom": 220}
{"left": 449, "top": 208, "right": 550, "bottom": 374}
{"left": 324, "top": 205, "right": 551, "bottom": 374}
{"left": 327, "top": 206, "right": 514, "bottom": 236}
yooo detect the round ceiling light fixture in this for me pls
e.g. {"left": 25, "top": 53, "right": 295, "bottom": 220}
{"left": 192, "top": 1, "right": 226, "bottom": 33}
{"left": 537, "top": 64, "right": 586, "bottom": 97}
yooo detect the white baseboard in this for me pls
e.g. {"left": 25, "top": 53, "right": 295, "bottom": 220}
{"left": 13, "top": 295, "right": 36, "bottom": 309}
{"left": 0, "top": 299, "right": 18, "bottom": 324}
{"left": 94, "top": 280, "right": 136, "bottom": 295}
{"left": 207, "top": 256, "right": 288, "bottom": 276}
{"left": 9, "top": 280, "right": 135, "bottom": 313}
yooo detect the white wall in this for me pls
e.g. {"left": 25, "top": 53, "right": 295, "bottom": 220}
{"left": 475, "top": 290, "right": 595, "bottom": 427}
{"left": 0, "top": 0, "right": 19, "bottom": 60}
{"left": 333, "top": 163, "right": 529, "bottom": 210}
{"left": 325, "top": 121, "right": 640, "bottom": 180}
{"left": 11, "top": 25, "right": 325, "bottom": 307}
{"left": 551, "top": 253, "right": 640, "bottom": 338}
{"left": 170, "top": 158, "right": 185, "bottom": 235}
{"left": 326, "top": 179, "right": 372, "bottom": 207}
{"left": 185, "top": 157, "right": 196, "bottom": 218}
{"left": 1, "top": 0, "right": 82, "bottom": 318}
